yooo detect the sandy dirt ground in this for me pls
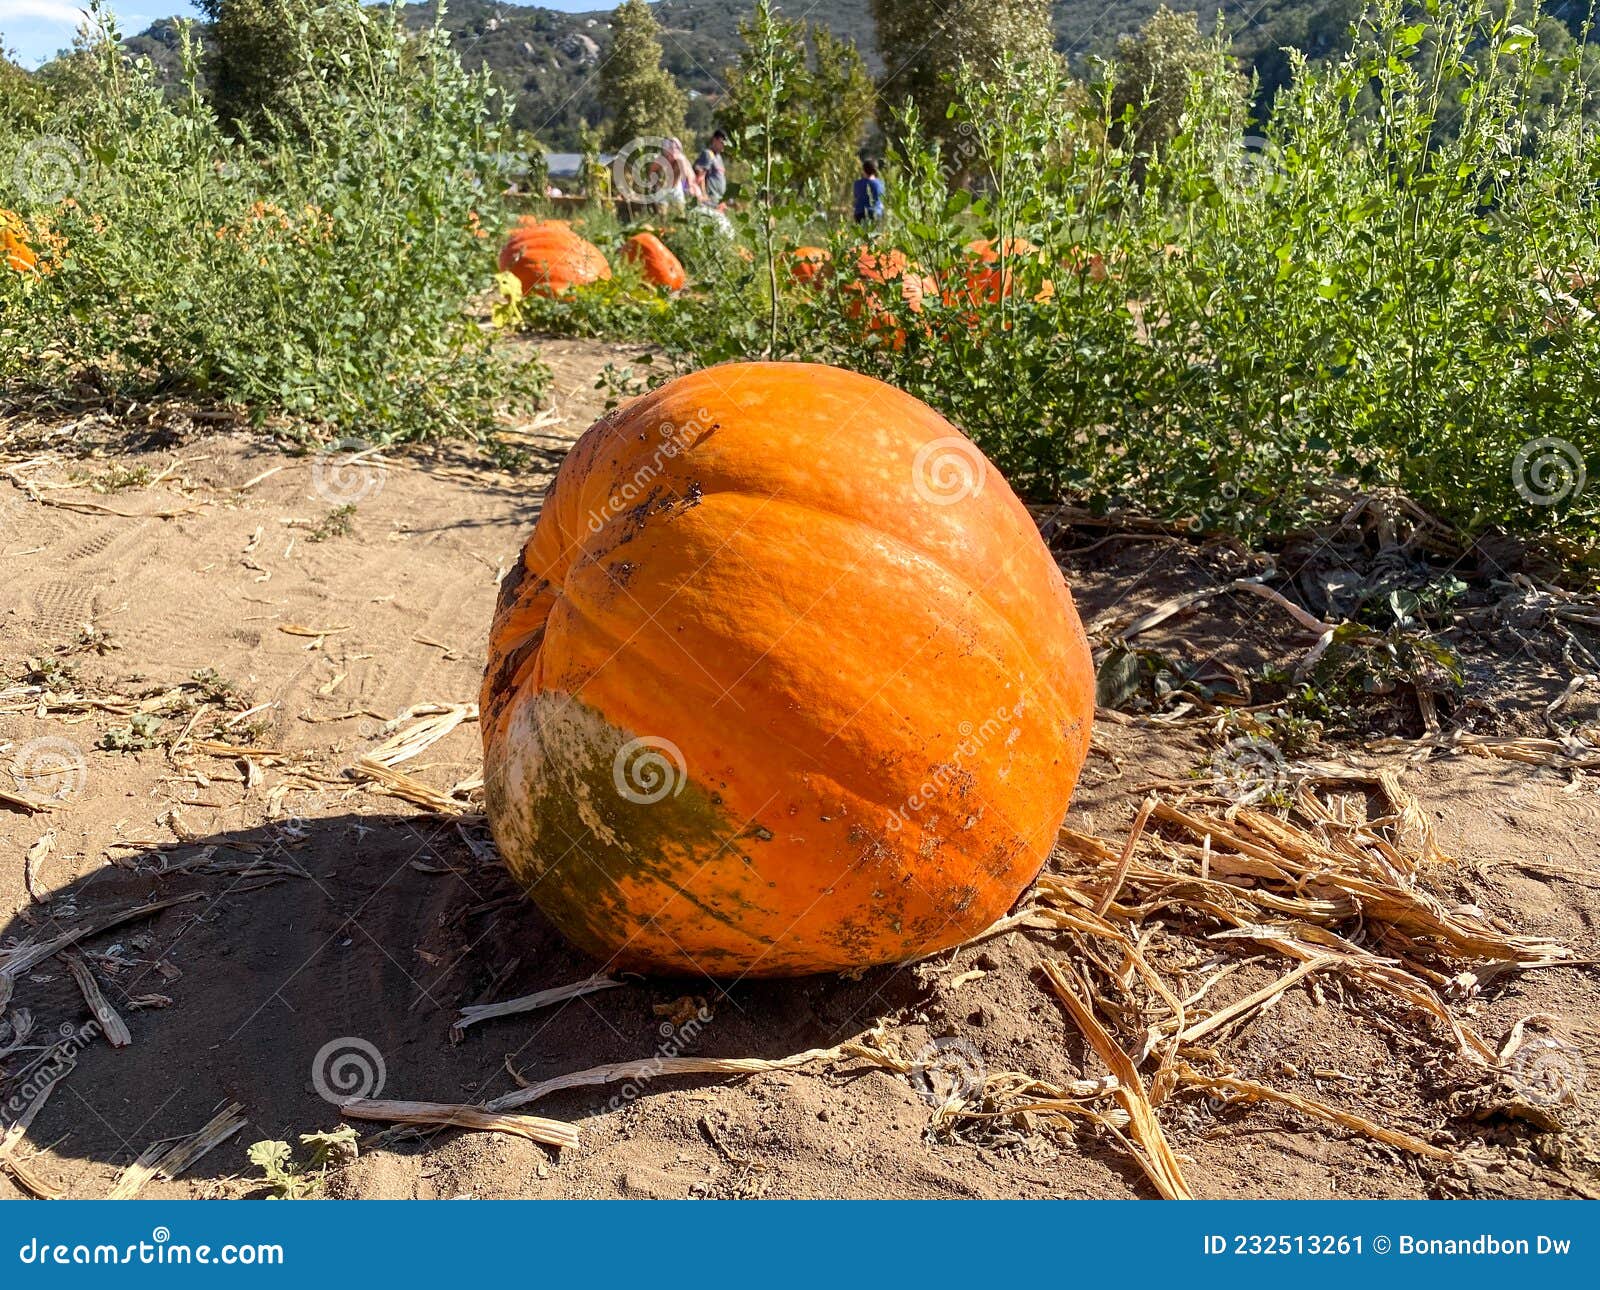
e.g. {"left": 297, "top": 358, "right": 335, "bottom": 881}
{"left": 1, "top": 338, "right": 1597, "bottom": 1200}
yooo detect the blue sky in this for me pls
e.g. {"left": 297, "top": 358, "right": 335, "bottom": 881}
{"left": 1, "top": 0, "right": 604, "bottom": 68}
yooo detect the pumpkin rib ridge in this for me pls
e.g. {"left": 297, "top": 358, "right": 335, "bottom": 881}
{"left": 554, "top": 465, "right": 1069, "bottom": 640}
{"left": 527, "top": 587, "right": 774, "bottom": 726}
{"left": 544, "top": 557, "right": 1072, "bottom": 775}
{"left": 558, "top": 485, "right": 1085, "bottom": 725}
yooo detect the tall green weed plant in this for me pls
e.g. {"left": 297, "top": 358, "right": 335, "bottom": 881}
{"left": 822, "top": 0, "right": 1600, "bottom": 543}
{"left": 516, "top": 0, "right": 1599, "bottom": 547}
{"left": 0, "top": 1, "right": 542, "bottom": 440}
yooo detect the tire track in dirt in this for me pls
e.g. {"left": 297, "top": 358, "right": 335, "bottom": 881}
{"left": 24, "top": 577, "right": 101, "bottom": 647}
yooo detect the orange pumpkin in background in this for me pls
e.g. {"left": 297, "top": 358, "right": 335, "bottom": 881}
{"left": 622, "top": 231, "right": 687, "bottom": 291}
{"left": 788, "top": 245, "right": 832, "bottom": 284}
{"left": 947, "top": 237, "right": 1042, "bottom": 309}
{"left": 481, "top": 362, "right": 1094, "bottom": 977}
{"left": 498, "top": 217, "right": 611, "bottom": 296}
{"left": 1063, "top": 244, "right": 1112, "bottom": 283}
{"left": 852, "top": 244, "right": 911, "bottom": 284}
{"left": 2, "top": 209, "right": 38, "bottom": 275}
{"left": 843, "top": 246, "right": 937, "bottom": 350}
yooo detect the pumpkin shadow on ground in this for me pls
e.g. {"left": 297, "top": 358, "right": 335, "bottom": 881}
{"left": 0, "top": 812, "right": 929, "bottom": 1191}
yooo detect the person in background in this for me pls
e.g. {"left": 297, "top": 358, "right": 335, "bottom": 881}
{"left": 651, "top": 137, "right": 702, "bottom": 208}
{"left": 695, "top": 129, "right": 728, "bottom": 207}
{"left": 853, "top": 158, "right": 884, "bottom": 224}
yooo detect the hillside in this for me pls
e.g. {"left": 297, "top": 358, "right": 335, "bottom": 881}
{"left": 405, "top": 0, "right": 1369, "bottom": 143}
{"left": 103, "top": 0, "right": 1585, "bottom": 149}
{"left": 112, "top": 0, "right": 1357, "bottom": 148}
{"left": 120, "top": 0, "right": 872, "bottom": 145}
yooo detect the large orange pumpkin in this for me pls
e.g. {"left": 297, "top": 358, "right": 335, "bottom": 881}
{"left": 622, "top": 231, "right": 687, "bottom": 291}
{"left": 498, "top": 218, "right": 611, "bottom": 296}
{"left": 481, "top": 362, "right": 1094, "bottom": 977}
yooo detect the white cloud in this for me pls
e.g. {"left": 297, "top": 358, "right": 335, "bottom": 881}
{"left": 0, "top": 1, "right": 89, "bottom": 24}
{"left": 1, "top": 1, "right": 175, "bottom": 66}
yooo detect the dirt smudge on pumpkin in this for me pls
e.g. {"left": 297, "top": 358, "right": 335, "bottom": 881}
{"left": 485, "top": 690, "right": 786, "bottom": 972}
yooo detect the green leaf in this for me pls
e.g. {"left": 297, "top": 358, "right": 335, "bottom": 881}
{"left": 247, "top": 1140, "right": 292, "bottom": 1174}
{"left": 1095, "top": 645, "right": 1142, "bottom": 710}
{"left": 1502, "top": 26, "right": 1537, "bottom": 53}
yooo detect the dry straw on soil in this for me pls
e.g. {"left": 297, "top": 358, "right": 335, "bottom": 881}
{"left": 343, "top": 759, "right": 1577, "bottom": 1198}
{"left": 1, "top": 627, "right": 1584, "bottom": 1196}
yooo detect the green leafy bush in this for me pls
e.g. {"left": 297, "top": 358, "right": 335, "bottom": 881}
{"left": 816, "top": 0, "right": 1600, "bottom": 543}
{"left": 0, "top": 0, "right": 543, "bottom": 441}
{"left": 510, "top": 0, "right": 1599, "bottom": 549}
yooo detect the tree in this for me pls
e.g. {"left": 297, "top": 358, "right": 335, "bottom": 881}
{"left": 1508, "top": 8, "right": 1600, "bottom": 126}
{"left": 195, "top": 0, "right": 303, "bottom": 134}
{"left": 1108, "top": 7, "right": 1236, "bottom": 157}
{"left": 719, "top": 4, "right": 875, "bottom": 203}
{"left": 197, "top": 0, "right": 391, "bottom": 140}
{"left": 597, "top": 0, "right": 686, "bottom": 149}
{"left": 871, "top": 0, "right": 1057, "bottom": 152}
{"left": 0, "top": 54, "right": 53, "bottom": 132}
{"left": 801, "top": 27, "right": 877, "bottom": 196}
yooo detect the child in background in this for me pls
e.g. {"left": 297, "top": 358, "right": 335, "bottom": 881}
{"left": 853, "top": 158, "right": 884, "bottom": 224}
